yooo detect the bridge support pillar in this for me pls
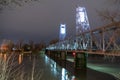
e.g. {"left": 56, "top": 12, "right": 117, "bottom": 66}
{"left": 60, "top": 51, "right": 67, "bottom": 67}
{"left": 61, "top": 51, "right": 67, "bottom": 60}
{"left": 74, "top": 52, "right": 87, "bottom": 69}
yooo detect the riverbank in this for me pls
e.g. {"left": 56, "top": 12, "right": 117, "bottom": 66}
{"left": 87, "top": 55, "right": 120, "bottom": 80}
{"left": 87, "top": 68, "right": 117, "bottom": 80}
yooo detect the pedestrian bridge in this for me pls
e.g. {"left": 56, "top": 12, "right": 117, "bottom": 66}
{"left": 46, "top": 21, "right": 120, "bottom": 56}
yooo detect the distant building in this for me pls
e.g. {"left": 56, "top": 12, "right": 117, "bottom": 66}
{"left": 59, "top": 24, "right": 66, "bottom": 41}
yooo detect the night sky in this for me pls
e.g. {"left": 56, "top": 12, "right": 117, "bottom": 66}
{"left": 0, "top": 0, "right": 116, "bottom": 43}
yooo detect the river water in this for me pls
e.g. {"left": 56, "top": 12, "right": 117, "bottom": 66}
{"left": 0, "top": 53, "right": 117, "bottom": 80}
{"left": 22, "top": 53, "right": 85, "bottom": 80}
{"left": 22, "top": 53, "right": 116, "bottom": 80}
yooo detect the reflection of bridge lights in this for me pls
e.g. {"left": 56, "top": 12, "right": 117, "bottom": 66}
{"left": 4, "top": 54, "right": 7, "bottom": 61}
{"left": 0, "top": 53, "right": 2, "bottom": 58}
{"left": 18, "top": 54, "right": 22, "bottom": 64}
{"left": 45, "top": 56, "right": 49, "bottom": 64}
{"left": 50, "top": 59, "right": 57, "bottom": 75}
{"left": 62, "top": 68, "right": 70, "bottom": 80}
{"left": 62, "top": 68, "right": 66, "bottom": 80}
{"left": 71, "top": 76, "right": 76, "bottom": 80}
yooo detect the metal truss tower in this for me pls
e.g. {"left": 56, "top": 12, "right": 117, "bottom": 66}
{"left": 59, "top": 24, "right": 66, "bottom": 41}
{"left": 75, "top": 6, "right": 91, "bottom": 50}
{"left": 76, "top": 6, "right": 90, "bottom": 35}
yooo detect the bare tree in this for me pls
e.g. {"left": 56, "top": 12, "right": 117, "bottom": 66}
{"left": 49, "top": 38, "right": 59, "bottom": 45}
{"left": 95, "top": 0, "right": 120, "bottom": 63}
{"left": 0, "top": 53, "right": 44, "bottom": 80}
{"left": 0, "top": 0, "right": 40, "bottom": 10}
{"left": 0, "top": 54, "right": 23, "bottom": 80}
{"left": 112, "top": 0, "right": 120, "bottom": 4}
{"left": 97, "top": 9, "right": 120, "bottom": 23}
{"left": 97, "top": 0, "right": 120, "bottom": 23}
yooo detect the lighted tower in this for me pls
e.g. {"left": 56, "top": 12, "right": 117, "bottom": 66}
{"left": 76, "top": 7, "right": 90, "bottom": 35}
{"left": 59, "top": 24, "right": 66, "bottom": 41}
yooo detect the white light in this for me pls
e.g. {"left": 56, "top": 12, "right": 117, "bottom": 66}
{"left": 79, "top": 12, "right": 85, "bottom": 22}
{"left": 60, "top": 24, "right": 66, "bottom": 34}
{"left": 62, "top": 68, "right": 66, "bottom": 80}
{"left": 45, "top": 56, "right": 49, "bottom": 64}
{"left": 61, "top": 27, "right": 65, "bottom": 34}
{"left": 76, "top": 6, "right": 90, "bottom": 34}
{"left": 71, "top": 76, "right": 76, "bottom": 80}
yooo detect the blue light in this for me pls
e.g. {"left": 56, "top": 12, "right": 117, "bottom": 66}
{"left": 76, "top": 6, "right": 90, "bottom": 34}
{"left": 59, "top": 24, "right": 66, "bottom": 40}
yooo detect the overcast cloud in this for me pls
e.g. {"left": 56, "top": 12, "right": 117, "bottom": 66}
{"left": 0, "top": 0, "right": 116, "bottom": 43}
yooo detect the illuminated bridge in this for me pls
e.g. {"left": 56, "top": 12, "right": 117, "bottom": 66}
{"left": 45, "top": 6, "right": 120, "bottom": 72}
{"left": 46, "top": 21, "right": 120, "bottom": 56}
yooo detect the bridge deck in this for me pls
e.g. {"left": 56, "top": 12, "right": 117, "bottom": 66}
{"left": 49, "top": 49, "right": 120, "bottom": 56}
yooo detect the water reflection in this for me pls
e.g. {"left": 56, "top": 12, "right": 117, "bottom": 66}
{"left": 0, "top": 53, "right": 7, "bottom": 61}
{"left": 0, "top": 53, "right": 2, "bottom": 58}
{"left": 45, "top": 55, "right": 49, "bottom": 64}
{"left": 0, "top": 53, "right": 86, "bottom": 80}
{"left": 4, "top": 54, "right": 7, "bottom": 61}
{"left": 62, "top": 68, "right": 67, "bottom": 80}
{"left": 18, "top": 54, "right": 23, "bottom": 64}
{"left": 0, "top": 53, "right": 24, "bottom": 64}
{"left": 44, "top": 55, "right": 79, "bottom": 80}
